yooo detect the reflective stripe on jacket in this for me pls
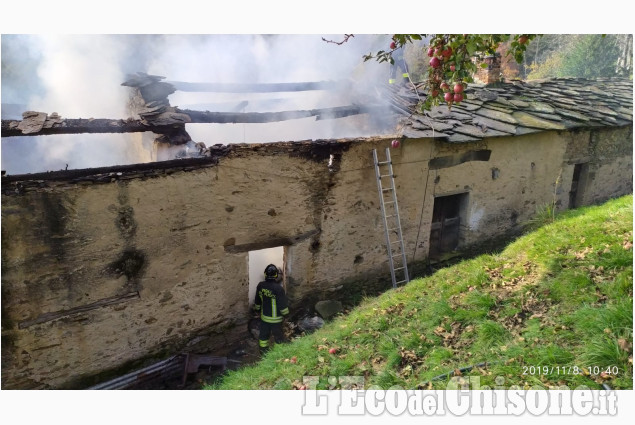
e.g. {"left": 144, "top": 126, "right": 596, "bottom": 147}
{"left": 254, "top": 279, "right": 289, "bottom": 323}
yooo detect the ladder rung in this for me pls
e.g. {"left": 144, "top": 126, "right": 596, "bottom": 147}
{"left": 394, "top": 267, "right": 405, "bottom": 271}
{"left": 390, "top": 240, "right": 400, "bottom": 243}
{"left": 382, "top": 188, "right": 393, "bottom": 192}
{"left": 392, "top": 254, "right": 403, "bottom": 258}
{"left": 377, "top": 161, "right": 391, "bottom": 165}
{"left": 384, "top": 200, "right": 395, "bottom": 204}
{"left": 385, "top": 215, "right": 396, "bottom": 218}
{"left": 379, "top": 174, "right": 393, "bottom": 178}
{"left": 396, "top": 280, "right": 408, "bottom": 285}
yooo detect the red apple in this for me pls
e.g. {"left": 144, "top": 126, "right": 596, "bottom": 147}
{"left": 453, "top": 93, "right": 464, "bottom": 103}
{"left": 391, "top": 139, "right": 400, "bottom": 149}
{"left": 444, "top": 92, "right": 454, "bottom": 103}
{"left": 440, "top": 82, "right": 449, "bottom": 91}
{"left": 299, "top": 385, "right": 307, "bottom": 390}
{"left": 453, "top": 83, "right": 464, "bottom": 94}
{"left": 430, "top": 89, "right": 439, "bottom": 98}
{"left": 429, "top": 57, "right": 441, "bottom": 68}
{"left": 290, "top": 356, "right": 297, "bottom": 364}
{"left": 390, "top": 41, "right": 396, "bottom": 50}
{"left": 450, "top": 64, "right": 456, "bottom": 72}
{"left": 329, "top": 347, "right": 337, "bottom": 354}
{"left": 442, "top": 47, "right": 453, "bottom": 58}
{"left": 518, "top": 35, "right": 528, "bottom": 45}
{"left": 427, "top": 47, "right": 434, "bottom": 57}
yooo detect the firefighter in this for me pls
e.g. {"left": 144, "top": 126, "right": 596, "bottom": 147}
{"left": 254, "top": 264, "right": 289, "bottom": 354}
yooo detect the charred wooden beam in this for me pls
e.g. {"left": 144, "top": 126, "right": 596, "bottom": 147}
{"left": 2, "top": 117, "right": 151, "bottom": 137}
{"left": 179, "top": 104, "right": 384, "bottom": 124}
{"left": 1, "top": 156, "right": 223, "bottom": 189}
{"left": 2, "top": 104, "right": 385, "bottom": 138}
{"left": 166, "top": 80, "right": 350, "bottom": 93}
{"left": 123, "top": 72, "right": 350, "bottom": 94}
{"left": 223, "top": 229, "right": 320, "bottom": 253}
{"left": 2, "top": 110, "right": 192, "bottom": 145}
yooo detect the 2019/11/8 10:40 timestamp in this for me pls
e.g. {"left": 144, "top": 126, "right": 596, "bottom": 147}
{"left": 522, "top": 365, "right": 620, "bottom": 376}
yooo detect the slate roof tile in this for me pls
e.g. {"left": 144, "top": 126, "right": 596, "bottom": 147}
{"left": 387, "top": 77, "right": 633, "bottom": 142}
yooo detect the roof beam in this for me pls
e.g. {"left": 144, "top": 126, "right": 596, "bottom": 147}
{"left": 166, "top": 80, "right": 350, "bottom": 93}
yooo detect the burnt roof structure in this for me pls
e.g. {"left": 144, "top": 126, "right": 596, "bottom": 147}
{"left": 1, "top": 76, "right": 632, "bottom": 185}
{"left": 385, "top": 77, "right": 633, "bottom": 143}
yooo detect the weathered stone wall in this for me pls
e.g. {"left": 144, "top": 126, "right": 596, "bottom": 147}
{"left": 1, "top": 126, "right": 632, "bottom": 389}
{"left": 584, "top": 126, "right": 634, "bottom": 205}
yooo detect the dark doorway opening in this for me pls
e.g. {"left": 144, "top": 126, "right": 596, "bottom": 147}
{"left": 429, "top": 193, "right": 469, "bottom": 259}
{"left": 569, "top": 163, "right": 589, "bottom": 209}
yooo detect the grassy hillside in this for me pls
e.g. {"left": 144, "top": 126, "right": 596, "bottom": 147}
{"left": 209, "top": 195, "right": 633, "bottom": 390}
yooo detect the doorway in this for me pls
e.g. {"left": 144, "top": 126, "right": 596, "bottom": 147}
{"left": 248, "top": 246, "right": 284, "bottom": 306}
{"left": 429, "top": 193, "right": 469, "bottom": 259}
{"left": 569, "top": 163, "right": 589, "bottom": 209}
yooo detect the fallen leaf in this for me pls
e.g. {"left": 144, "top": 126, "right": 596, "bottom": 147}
{"left": 574, "top": 246, "right": 593, "bottom": 260}
{"left": 618, "top": 338, "right": 632, "bottom": 352}
{"left": 600, "top": 372, "right": 615, "bottom": 380}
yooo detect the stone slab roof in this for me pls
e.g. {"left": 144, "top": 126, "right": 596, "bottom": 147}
{"left": 387, "top": 78, "right": 633, "bottom": 143}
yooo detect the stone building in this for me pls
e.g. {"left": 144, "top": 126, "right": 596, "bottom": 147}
{"left": 1, "top": 75, "right": 632, "bottom": 389}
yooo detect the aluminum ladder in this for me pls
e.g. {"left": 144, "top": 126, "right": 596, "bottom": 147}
{"left": 373, "top": 148, "right": 410, "bottom": 288}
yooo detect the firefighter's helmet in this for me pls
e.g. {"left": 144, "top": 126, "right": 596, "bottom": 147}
{"left": 264, "top": 264, "right": 279, "bottom": 280}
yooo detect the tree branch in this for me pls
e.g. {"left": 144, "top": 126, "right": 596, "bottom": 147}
{"left": 322, "top": 34, "right": 354, "bottom": 45}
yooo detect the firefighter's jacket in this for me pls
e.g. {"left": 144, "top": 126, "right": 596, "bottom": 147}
{"left": 254, "top": 279, "right": 289, "bottom": 323}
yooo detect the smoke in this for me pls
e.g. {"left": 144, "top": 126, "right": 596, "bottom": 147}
{"left": 147, "top": 34, "right": 394, "bottom": 145}
{"left": 1, "top": 34, "right": 394, "bottom": 174}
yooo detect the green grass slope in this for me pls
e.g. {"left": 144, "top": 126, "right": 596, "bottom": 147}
{"left": 209, "top": 195, "right": 633, "bottom": 390}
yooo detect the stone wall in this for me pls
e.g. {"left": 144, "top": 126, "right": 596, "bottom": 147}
{"left": 1, "top": 126, "right": 632, "bottom": 388}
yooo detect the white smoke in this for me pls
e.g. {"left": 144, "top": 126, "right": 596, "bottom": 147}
{"left": 1, "top": 34, "right": 394, "bottom": 174}
{"left": 148, "top": 34, "right": 393, "bottom": 144}
{"left": 29, "top": 35, "right": 130, "bottom": 118}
